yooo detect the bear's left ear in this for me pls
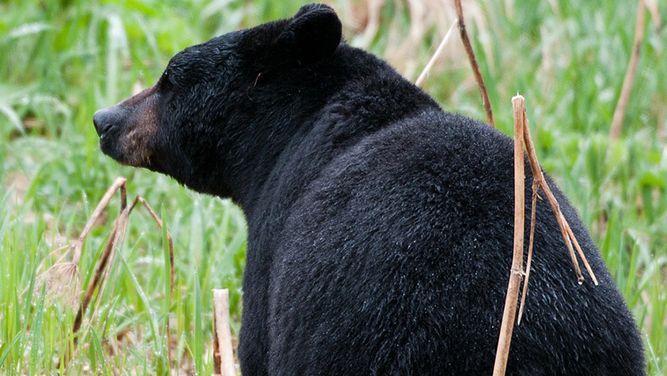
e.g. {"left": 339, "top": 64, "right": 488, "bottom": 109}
{"left": 277, "top": 4, "right": 342, "bottom": 64}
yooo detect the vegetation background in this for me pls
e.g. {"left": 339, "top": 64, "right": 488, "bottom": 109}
{"left": 0, "top": 0, "right": 665, "bottom": 374}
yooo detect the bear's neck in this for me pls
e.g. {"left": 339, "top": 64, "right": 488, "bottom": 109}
{"left": 221, "top": 46, "right": 440, "bottom": 215}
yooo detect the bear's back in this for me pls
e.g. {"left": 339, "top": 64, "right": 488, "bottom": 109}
{"left": 265, "top": 109, "right": 645, "bottom": 375}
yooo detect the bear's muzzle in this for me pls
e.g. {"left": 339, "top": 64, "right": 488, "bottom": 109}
{"left": 94, "top": 86, "right": 159, "bottom": 168}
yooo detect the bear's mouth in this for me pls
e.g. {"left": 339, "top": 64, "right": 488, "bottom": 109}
{"left": 97, "top": 124, "right": 155, "bottom": 168}
{"left": 93, "top": 87, "right": 159, "bottom": 168}
{"left": 97, "top": 126, "right": 122, "bottom": 161}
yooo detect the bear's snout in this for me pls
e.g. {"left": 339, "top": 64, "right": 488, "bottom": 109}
{"left": 93, "top": 87, "right": 159, "bottom": 168}
{"left": 93, "top": 107, "right": 123, "bottom": 138}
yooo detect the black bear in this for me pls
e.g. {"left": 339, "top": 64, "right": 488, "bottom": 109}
{"left": 93, "top": 4, "right": 645, "bottom": 375}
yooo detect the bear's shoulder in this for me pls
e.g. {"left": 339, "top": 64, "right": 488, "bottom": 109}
{"left": 283, "top": 109, "right": 515, "bottom": 230}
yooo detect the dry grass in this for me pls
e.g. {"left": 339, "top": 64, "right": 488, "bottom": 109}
{"left": 610, "top": 0, "right": 647, "bottom": 140}
{"left": 33, "top": 177, "right": 178, "bottom": 369}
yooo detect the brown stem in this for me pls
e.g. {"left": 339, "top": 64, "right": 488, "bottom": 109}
{"left": 564, "top": 220, "right": 599, "bottom": 285}
{"left": 492, "top": 95, "right": 526, "bottom": 376}
{"left": 494, "top": 95, "right": 601, "bottom": 374}
{"left": 71, "top": 177, "right": 127, "bottom": 264}
{"left": 134, "top": 196, "right": 176, "bottom": 363}
{"left": 522, "top": 118, "right": 587, "bottom": 283}
{"left": 72, "top": 205, "right": 130, "bottom": 341}
{"left": 66, "top": 179, "right": 178, "bottom": 368}
{"left": 610, "top": 0, "right": 646, "bottom": 140}
{"left": 454, "top": 0, "right": 495, "bottom": 127}
{"left": 518, "top": 182, "right": 538, "bottom": 324}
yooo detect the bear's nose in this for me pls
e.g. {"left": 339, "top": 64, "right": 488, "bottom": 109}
{"left": 93, "top": 108, "right": 119, "bottom": 137}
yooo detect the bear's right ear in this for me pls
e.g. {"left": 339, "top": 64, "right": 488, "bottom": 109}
{"left": 276, "top": 4, "right": 342, "bottom": 64}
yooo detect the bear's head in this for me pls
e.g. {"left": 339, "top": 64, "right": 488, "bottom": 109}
{"left": 93, "top": 4, "right": 342, "bottom": 199}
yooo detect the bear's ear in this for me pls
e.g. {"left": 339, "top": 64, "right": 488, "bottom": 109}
{"left": 277, "top": 4, "right": 342, "bottom": 64}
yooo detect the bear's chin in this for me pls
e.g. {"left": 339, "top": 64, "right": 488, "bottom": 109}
{"left": 99, "top": 137, "right": 150, "bottom": 169}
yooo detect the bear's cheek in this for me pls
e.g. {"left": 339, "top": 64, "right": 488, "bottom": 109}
{"left": 118, "top": 104, "right": 158, "bottom": 167}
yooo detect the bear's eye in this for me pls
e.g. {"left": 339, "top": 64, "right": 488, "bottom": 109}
{"left": 158, "top": 70, "right": 174, "bottom": 90}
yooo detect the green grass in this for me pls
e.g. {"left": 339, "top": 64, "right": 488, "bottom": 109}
{"left": 0, "top": 0, "right": 665, "bottom": 374}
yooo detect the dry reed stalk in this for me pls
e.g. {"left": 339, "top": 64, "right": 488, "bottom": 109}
{"left": 644, "top": 0, "right": 661, "bottom": 31}
{"left": 62, "top": 205, "right": 130, "bottom": 368}
{"left": 72, "top": 177, "right": 128, "bottom": 264}
{"left": 495, "top": 95, "right": 600, "bottom": 375}
{"left": 71, "top": 178, "right": 129, "bottom": 339}
{"left": 517, "top": 182, "right": 538, "bottom": 325}
{"left": 34, "top": 177, "right": 128, "bottom": 308}
{"left": 212, "top": 289, "right": 236, "bottom": 376}
{"left": 610, "top": 0, "right": 646, "bottom": 140}
{"left": 58, "top": 178, "right": 176, "bottom": 369}
{"left": 416, "top": 18, "right": 459, "bottom": 87}
{"left": 131, "top": 195, "right": 176, "bottom": 363}
{"left": 492, "top": 95, "right": 526, "bottom": 376}
{"left": 454, "top": 0, "right": 495, "bottom": 127}
{"left": 132, "top": 196, "right": 175, "bottom": 295}
{"left": 517, "top": 99, "right": 601, "bottom": 324}
{"left": 522, "top": 120, "right": 598, "bottom": 286}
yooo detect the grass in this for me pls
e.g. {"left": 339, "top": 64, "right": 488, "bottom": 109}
{"left": 0, "top": 0, "right": 665, "bottom": 374}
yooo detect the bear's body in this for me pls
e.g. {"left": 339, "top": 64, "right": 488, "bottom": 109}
{"left": 93, "top": 4, "right": 645, "bottom": 375}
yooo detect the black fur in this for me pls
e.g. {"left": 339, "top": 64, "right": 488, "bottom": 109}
{"left": 95, "top": 4, "right": 645, "bottom": 375}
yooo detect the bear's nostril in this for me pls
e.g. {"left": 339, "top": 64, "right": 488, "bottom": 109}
{"left": 93, "top": 109, "right": 116, "bottom": 136}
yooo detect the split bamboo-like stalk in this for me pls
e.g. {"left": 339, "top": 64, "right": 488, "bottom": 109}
{"left": 492, "top": 95, "right": 526, "bottom": 376}
{"left": 213, "top": 289, "right": 236, "bottom": 376}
